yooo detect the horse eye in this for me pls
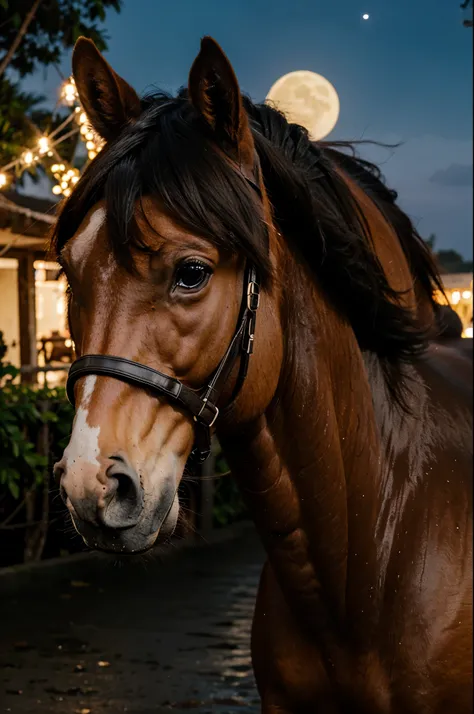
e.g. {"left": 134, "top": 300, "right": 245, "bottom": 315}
{"left": 175, "top": 262, "right": 211, "bottom": 291}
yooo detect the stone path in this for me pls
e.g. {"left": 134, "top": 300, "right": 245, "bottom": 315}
{"left": 0, "top": 525, "right": 264, "bottom": 714}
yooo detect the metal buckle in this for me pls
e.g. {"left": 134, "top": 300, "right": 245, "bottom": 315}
{"left": 247, "top": 282, "right": 260, "bottom": 311}
{"left": 246, "top": 333, "right": 254, "bottom": 355}
{"left": 195, "top": 398, "right": 220, "bottom": 428}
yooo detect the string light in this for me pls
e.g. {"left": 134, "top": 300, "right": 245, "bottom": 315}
{"left": 51, "top": 166, "right": 80, "bottom": 197}
{"left": 38, "top": 136, "right": 50, "bottom": 155}
{"left": 22, "top": 150, "right": 34, "bottom": 167}
{"left": 60, "top": 77, "right": 78, "bottom": 106}
{"left": 0, "top": 74, "right": 105, "bottom": 198}
{"left": 75, "top": 106, "right": 104, "bottom": 159}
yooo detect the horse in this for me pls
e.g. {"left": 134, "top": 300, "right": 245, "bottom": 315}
{"left": 52, "top": 36, "right": 473, "bottom": 713}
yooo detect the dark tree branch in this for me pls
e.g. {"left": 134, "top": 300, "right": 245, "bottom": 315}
{"left": 0, "top": 0, "right": 44, "bottom": 79}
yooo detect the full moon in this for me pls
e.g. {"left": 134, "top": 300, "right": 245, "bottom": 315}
{"left": 266, "top": 70, "right": 340, "bottom": 141}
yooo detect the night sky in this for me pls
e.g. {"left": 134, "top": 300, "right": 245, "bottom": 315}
{"left": 21, "top": 0, "right": 473, "bottom": 257}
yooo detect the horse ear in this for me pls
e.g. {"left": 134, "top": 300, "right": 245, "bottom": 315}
{"left": 188, "top": 36, "right": 254, "bottom": 166}
{"left": 72, "top": 37, "right": 141, "bottom": 143}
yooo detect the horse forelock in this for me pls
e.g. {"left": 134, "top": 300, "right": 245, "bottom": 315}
{"left": 51, "top": 87, "right": 438, "bottom": 375}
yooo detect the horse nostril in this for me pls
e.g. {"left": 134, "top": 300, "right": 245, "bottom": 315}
{"left": 53, "top": 462, "right": 65, "bottom": 484}
{"left": 115, "top": 472, "right": 138, "bottom": 503}
{"left": 99, "top": 460, "right": 143, "bottom": 529}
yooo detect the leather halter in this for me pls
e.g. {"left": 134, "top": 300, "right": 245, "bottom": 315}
{"left": 66, "top": 170, "right": 263, "bottom": 464}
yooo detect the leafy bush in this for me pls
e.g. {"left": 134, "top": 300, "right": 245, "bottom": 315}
{"left": 0, "top": 329, "right": 248, "bottom": 562}
{"left": 212, "top": 450, "right": 249, "bottom": 527}
{"left": 0, "top": 332, "right": 73, "bottom": 498}
{"left": 0, "top": 331, "right": 74, "bottom": 561}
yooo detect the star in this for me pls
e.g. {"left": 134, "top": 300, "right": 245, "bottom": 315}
{"left": 362, "top": 13, "right": 370, "bottom": 20}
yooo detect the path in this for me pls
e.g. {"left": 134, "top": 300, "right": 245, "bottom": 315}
{"left": 0, "top": 525, "right": 264, "bottom": 714}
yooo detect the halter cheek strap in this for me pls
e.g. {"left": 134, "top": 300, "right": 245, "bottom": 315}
{"left": 66, "top": 264, "right": 260, "bottom": 463}
{"left": 66, "top": 160, "right": 264, "bottom": 464}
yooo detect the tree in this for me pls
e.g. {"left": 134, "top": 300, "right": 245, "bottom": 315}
{"left": 436, "top": 249, "right": 473, "bottom": 274}
{"left": 0, "top": 78, "right": 81, "bottom": 187}
{"left": 0, "top": 0, "right": 43, "bottom": 78}
{"left": 0, "top": 0, "right": 122, "bottom": 175}
{"left": 0, "top": 78, "right": 43, "bottom": 168}
{"left": 424, "top": 234, "right": 472, "bottom": 275}
{"left": 0, "top": 0, "right": 121, "bottom": 77}
{"left": 460, "top": 0, "right": 473, "bottom": 27}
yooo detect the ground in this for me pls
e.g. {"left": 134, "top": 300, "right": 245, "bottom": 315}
{"left": 0, "top": 524, "right": 264, "bottom": 714}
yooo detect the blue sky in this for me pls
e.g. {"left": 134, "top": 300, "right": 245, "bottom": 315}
{"left": 20, "top": 0, "right": 473, "bottom": 257}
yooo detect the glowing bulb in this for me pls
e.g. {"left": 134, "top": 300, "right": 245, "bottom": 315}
{"left": 22, "top": 150, "right": 34, "bottom": 166}
{"left": 71, "top": 175, "right": 79, "bottom": 184}
{"left": 61, "top": 78, "right": 78, "bottom": 105}
{"left": 462, "top": 290, "right": 472, "bottom": 299}
{"left": 451, "top": 291, "right": 461, "bottom": 305}
{"left": 86, "top": 140, "right": 96, "bottom": 150}
{"left": 85, "top": 131, "right": 94, "bottom": 141}
{"left": 79, "top": 112, "right": 88, "bottom": 124}
{"left": 63, "top": 188, "right": 71, "bottom": 197}
{"left": 80, "top": 124, "right": 88, "bottom": 135}
{"left": 52, "top": 185, "right": 62, "bottom": 195}
{"left": 0, "top": 173, "right": 7, "bottom": 188}
{"left": 362, "top": 13, "right": 370, "bottom": 20}
{"left": 51, "top": 163, "right": 59, "bottom": 173}
{"left": 59, "top": 164, "right": 65, "bottom": 171}
{"left": 88, "top": 150, "right": 97, "bottom": 160}
{"left": 38, "top": 136, "right": 50, "bottom": 154}
{"left": 60, "top": 181, "right": 68, "bottom": 189}
{"left": 56, "top": 296, "right": 65, "bottom": 315}
{"left": 465, "top": 327, "right": 473, "bottom": 338}
{"left": 65, "top": 338, "right": 72, "bottom": 348}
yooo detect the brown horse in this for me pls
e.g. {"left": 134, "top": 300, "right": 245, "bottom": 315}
{"left": 52, "top": 37, "right": 472, "bottom": 713}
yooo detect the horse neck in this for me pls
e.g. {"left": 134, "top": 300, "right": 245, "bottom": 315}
{"left": 220, "top": 252, "right": 386, "bottom": 639}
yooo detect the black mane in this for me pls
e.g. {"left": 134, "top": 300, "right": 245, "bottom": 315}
{"left": 52, "top": 89, "right": 443, "bottom": 363}
{"left": 319, "top": 140, "right": 444, "bottom": 303}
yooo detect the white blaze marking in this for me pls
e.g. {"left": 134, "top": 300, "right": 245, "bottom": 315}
{"left": 70, "top": 206, "right": 106, "bottom": 272}
{"left": 64, "top": 375, "right": 100, "bottom": 469}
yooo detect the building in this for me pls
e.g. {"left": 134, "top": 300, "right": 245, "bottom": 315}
{"left": 436, "top": 273, "right": 473, "bottom": 338}
{"left": 0, "top": 192, "right": 71, "bottom": 382}
{"left": 1, "top": 190, "right": 472, "bottom": 386}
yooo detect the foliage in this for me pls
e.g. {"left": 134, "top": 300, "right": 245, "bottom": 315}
{"left": 0, "top": 82, "right": 83, "bottom": 186}
{"left": 0, "top": 0, "right": 121, "bottom": 179}
{"left": 0, "top": 0, "right": 122, "bottom": 77}
{"left": 212, "top": 450, "right": 249, "bottom": 528}
{"left": 0, "top": 78, "right": 43, "bottom": 172}
{"left": 0, "top": 331, "right": 74, "bottom": 504}
{"left": 425, "top": 234, "right": 472, "bottom": 275}
{"left": 436, "top": 249, "right": 473, "bottom": 274}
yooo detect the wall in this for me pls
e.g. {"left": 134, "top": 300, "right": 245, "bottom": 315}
{"left": 0, "top": 259, "right": 66, "bottom": 368}
{"left": 0, "top": 258, "right": 20, "bottom": 366}
{"left": 36, "top": 279, "right": 67, "bottom": 342}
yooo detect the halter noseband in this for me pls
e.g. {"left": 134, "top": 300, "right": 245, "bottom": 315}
{"left": 66, "top": 170, "right": 263, "bottom": 464}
